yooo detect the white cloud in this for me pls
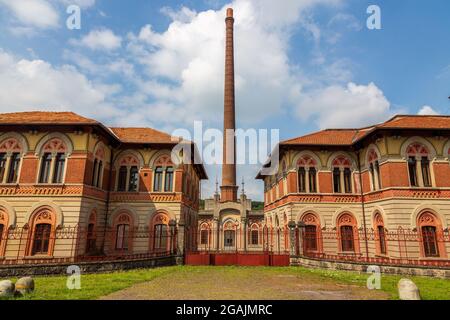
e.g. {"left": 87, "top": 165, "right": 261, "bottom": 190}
{"left": 418, "top": 105, "right": 439, "bottom": 115}
{"left": 0, "top": 0, "right": 59, "bottom": 29}
{"left": 71, "top": 29, "right": 122, "bottom": 51}
{"left": 0, "top": 50, "right": 118, "bottom": 120}
{"left": 296, "top": 82, "right": 392, "bottom": 129}
{"left": 126, "top": 0, "right": 344, "bottom": 126}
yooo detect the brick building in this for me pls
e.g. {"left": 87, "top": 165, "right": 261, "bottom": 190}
{"left": 0, "top": 111, "right": 207, "bottom": 263}
{"left": 257, "top": 115, "right": 450, "bottom": 264}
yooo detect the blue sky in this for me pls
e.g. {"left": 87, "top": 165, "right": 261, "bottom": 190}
{"left": 0, "top": 0, "right": 449, "bottom": 200}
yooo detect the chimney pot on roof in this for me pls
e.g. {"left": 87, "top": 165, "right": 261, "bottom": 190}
{"left": 227, "top": 8, "right": 233, "bottom": 18}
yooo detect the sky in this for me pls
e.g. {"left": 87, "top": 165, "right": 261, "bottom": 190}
{"left": 0, "top": 0, "right": 449, "bottom": 201}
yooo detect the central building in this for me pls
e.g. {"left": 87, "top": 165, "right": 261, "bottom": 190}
{"left": 196, "top": 8, "right": 265, "bottom": 252}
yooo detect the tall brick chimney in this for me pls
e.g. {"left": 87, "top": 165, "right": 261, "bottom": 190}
{"left": 220, "top": 7, "right": 238, "bottom": 202}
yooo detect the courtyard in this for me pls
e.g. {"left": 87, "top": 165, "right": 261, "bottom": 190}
{"left": 9, "top": 266, "right": 450, "bottom": 300}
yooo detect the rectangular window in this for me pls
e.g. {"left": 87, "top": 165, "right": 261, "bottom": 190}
{"left": 128, "top": 166, "right": 139, "bottom": 192}
{"left": 298, "top": 167, "right": 306, "bottom": 193}
{"left": 251, "top": 230, "right": 259, "bottom": 245}
{"left": 39, "top": 153, "right": 52, "bottom": 183}
{"left": 0, "top": 153, "right": 6, "bottom": 182}
{"left": 154, "top": 224, "right": 168, "bottom": 250}
{"left": 200, "top": 230, "right": 209, "bottom": 245}
{"left": 32, "top": 224, "right": 52, "bottom": 255}
{"left": 52, "top": 153, "right": 65, "bottom": 183}
{"left": 153, "top": 167, "right": 163, "bottom": 192}
{"left": 96, "top": 161, "right": 103, "bottom": 188}
{"left": 115, "top": 224, "right": 129, "bottom": 250}
{"left": 408, "top": 157, "right": 418, "bottom": 187}
{"left": 340, "top": 226, "right": 355, "bottom": 252}
{"left": 92, "top": 159, "right": 98, "bottom": 186}
{"left": 7, "top": 152, "right": 20, "bottom": 183}
{"left": 117, "top": 166, "right": 127, "bottom": 191}
{"left": 333, "top": 168, "right": 341, "bottom": 193}
{"left": 86, "top": 223, "right": 96, "bottom": 253}
{"left": 224, "top": 230, "right": 235, "bottom": 248}
{"left": 422, "top": 226, "right": 439, "bottom": 257}
{"left": 369, "top": 163, "right": 375, "bottom": 190}
{"left": 304, "top": 225, "right": 317, "bottom": 252}
{"left": 309, "top": 168, "right": 317, "bottom": 193}
{"left": 378, "top": 226, "right": 387, "bottom": 255}
{"left": 421, "top": 157, "right": 431, "bottom": 187}
{"left": 344, "top": 168, "right": 352, "bottom": 193}
{"left": 164, "top": 167, "right": 174, "bottom": 192}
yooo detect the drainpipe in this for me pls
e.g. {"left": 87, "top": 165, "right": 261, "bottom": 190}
{"left": 101, "top": 145, "right": 117, "bottom": 254}
{"left": 356, "top": 149, "right": 370, "bottom": 259}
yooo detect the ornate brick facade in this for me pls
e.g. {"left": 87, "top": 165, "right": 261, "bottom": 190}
{"left": 0, "top": 112, "right": 207, "bottom": 262}
{"left": 258, "top": 115, "right": 450, "bottom": 265}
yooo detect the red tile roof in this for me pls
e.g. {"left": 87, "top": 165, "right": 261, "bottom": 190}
{"left": 282, "top": 129, "right": 360, "bottom": 146}
{"left": 281, "top": 115, "right": 450, "bottom": 147}
{"left": 109, "top": 127, "right": 180, "bottom": 144}
{"left": 0, "top": 111, "right": 98, "bottom": 124}
{"left": 379, "top": 115, "right": 450, "bottom": 129}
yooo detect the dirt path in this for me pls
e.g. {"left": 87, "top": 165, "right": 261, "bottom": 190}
{"left": 100, "top": 267, "right": 390, "bottom": 300}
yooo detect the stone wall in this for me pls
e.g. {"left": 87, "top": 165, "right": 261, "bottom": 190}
{"left": 0, "top": 255, "right": 181, "bottom": 277}
{"left": 291, "top": 256, "right": 450, "bottom": 279}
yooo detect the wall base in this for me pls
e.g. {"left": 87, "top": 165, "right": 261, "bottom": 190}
{"left": 291, "top": 256, "right": 450, "bottom": 279}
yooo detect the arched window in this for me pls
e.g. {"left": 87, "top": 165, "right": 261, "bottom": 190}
{"left": 86, "top": 211, "right": 97, "bottom": 254}
{"left": 200, "top": 223, "right": 210, "bottom": 246}
{"left": 332, "top": 156, "right": 353, "bottom": 194}
{"left": 406, "top": 143, "right": 432, "bottom": 187}
{"left": 154, "top": 167, "right": 163, "bottom": 191}
{"left": 297, "top": 155, "right": 318, "bottom": 193}
{"left": 151, "top": 212, "right": 170, "bottom": 252}
{"left": 337, "top": 213, "right": 359, "bottom": 253}
{"left": 417, "top": 211, "right": 445, "bottom": 258}
{"left": 114, "top": 213, "right": 132, "bottom": 252}
{"left": 249, "top": 223, "right": 260, "bottom": 246}
{"left": 38, "top": 138, "right": 68, "bottom": 184}
{"left": 153, "top": 155, "right": 175, "bottom": 193}
{"left": 92, "top": 145, "right": 105, "bottom": 188}
{"left": 301, "top": 213, "right": 322, "bottom": 253}
{"left": 223, "top": 221, "right": 237, "bottom": 249}
{"left": 374, "top": 213, "right": 387, "bottom": 255}
{"left": 28, "top": 207, "right": 56, "bottom": 256}
{"left": 164, "top": 167, "right": 174, "bottom": 192}
{"left": 367, "top": 148, "right": 382, "bottom": 191}
{"left": 115, "top": 154, "right": 140, "bottom": 192}
{"left": 0, "top": 138, "right": 24, "bottom": 184}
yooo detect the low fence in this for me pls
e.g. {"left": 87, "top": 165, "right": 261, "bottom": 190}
{"left": 299, "top": 227, "right": 450, "bottom": 268}
{"left": 0, "top": 225, "right": 178, "bottom": 266}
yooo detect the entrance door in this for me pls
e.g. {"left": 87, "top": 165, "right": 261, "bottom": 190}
{"left": 224, "top": 230, "right": 235, "bottom": 250}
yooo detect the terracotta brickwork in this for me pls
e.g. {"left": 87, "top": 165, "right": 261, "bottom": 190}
{"left": 258, "top": 115, "right": 450, "bottom": 264}
{"left": 0, "top": 112, "right": 207, "bottom": 262}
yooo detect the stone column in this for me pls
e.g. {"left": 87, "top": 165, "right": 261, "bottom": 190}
{"left": 416, "top": 157, "right": 424, "bottom": 187}
{"left": 339, "top": 168, "right": 345, "bottom": 193}
{"left": 305, "top": 167, "right": 310, "bottom": 193}
{"left": 241, "top": 218, "right": 247, "bottom": 252}
{"left": 288, "top": 221, "right": 296, "bottom": 256}
{"left": 48, "top": 153, "right": 57, "bottom": 183}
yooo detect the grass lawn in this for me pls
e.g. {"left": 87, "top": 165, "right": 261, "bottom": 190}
{"left": 7, "top": 266, "right": 450, "bottom": 300}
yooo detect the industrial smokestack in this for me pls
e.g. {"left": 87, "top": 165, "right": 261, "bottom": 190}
{"left": 220, "top": 7, "right": 238, "bottom": 202}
